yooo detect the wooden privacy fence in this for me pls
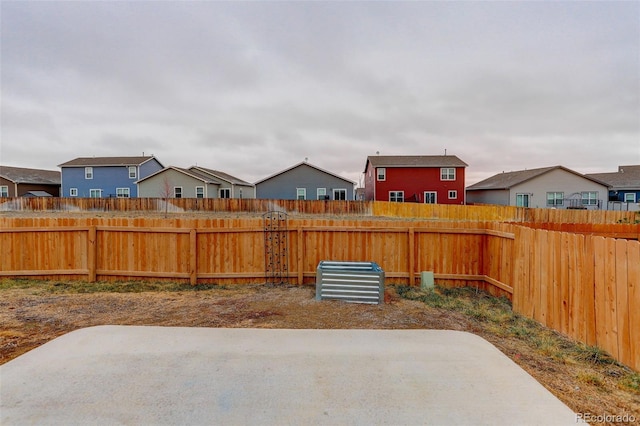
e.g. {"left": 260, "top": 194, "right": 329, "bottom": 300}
{"left": 0, "top": 218, "right": 515, "bottom": 297}
{"left": 511, "top": 226, "right": 639, "bottom": 372}
{"left": 2, "top": 197, "right": 638, "bottom": 224}
{"left": 0, "top": 216, "right": 637, "bottom": 371}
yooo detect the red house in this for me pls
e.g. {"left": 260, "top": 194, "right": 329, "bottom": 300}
{"left": 363, "top": 155, "right": 468, "bottom": 204}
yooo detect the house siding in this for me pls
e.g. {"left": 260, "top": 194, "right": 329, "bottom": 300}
{"left": 61, "top": 159, "right": 163, "bottom": 198}
{"left": 256, "top": 164, "right": 354, "bottom": 200}
{"left": 138, "top": 169, "right": 219, "bottom": 198}
{"left": 466, "top": 189, "right": 509, "bottom": 206}
{"left": 372, "top": 166, "right": 466, "bottom": 204}
{"left": 509, "top": 169, "right": 609, "bottom": 209}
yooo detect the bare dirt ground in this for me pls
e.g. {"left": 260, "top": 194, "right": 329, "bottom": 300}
{"left": 1, "top": 283, "right": 638, "bottom": 425}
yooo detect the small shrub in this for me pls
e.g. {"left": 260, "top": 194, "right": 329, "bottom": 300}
{"left": 577, "top": 372, "right": 606, "bottom": 388}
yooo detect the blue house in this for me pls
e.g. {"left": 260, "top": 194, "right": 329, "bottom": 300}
{"left": 58, "top": 156, "right": 164, "bottom": 198}
{"left": 255, "top": 161, "right": 355, "bottom": 200}
{"left": 588, "top": 165, "right": 640, "bottom": 206}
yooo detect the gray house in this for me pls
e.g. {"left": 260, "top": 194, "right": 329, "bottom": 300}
{"left": 137, "top": 166, "right": 254, "bottom": 199}
{"left": 255, "top": 162, "right": 355, "bottom": 200}
{"left": 466, "top": 166, "right": 610, "bottom": 209}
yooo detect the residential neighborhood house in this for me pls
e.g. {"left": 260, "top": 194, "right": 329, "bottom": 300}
{"left": 586, "top": 165, "right": 640, "bottom": 210}
{"left": 466, "top": 166, "right": 610, "bottom": 209}
{"left": 363, "top": 155, "right": 468, "bottom": 204}
{"left": 255, "top": 161, "right": 355, "bottom": 200}
{"left": 137, "top": 166, "right": 255, "bottom": 199}
{"left": 0, "top": 165, "right": 61, "bottom": 197}
{"left": 58, "top": 156, "right": 164, "bottom": 198}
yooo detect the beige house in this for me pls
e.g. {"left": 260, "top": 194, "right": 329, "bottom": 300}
{"left": 466, "top": 166, "right": 610, "bottom": 209}
{"left": 137, "top": 166, "right": 255, "bottom": 199}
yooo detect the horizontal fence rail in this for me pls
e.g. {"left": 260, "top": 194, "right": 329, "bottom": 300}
{"left": 1, "top": 197, "right": 638, "bottom": 223}
{"left": 0, "top": 213, "right": 637, "bottom": 371}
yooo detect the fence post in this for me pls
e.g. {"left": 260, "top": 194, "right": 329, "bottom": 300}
{"left": 88, "top": 226, "right": 97, "bottom": 282}
{"left": 408, "top": 227, "right": 415, "bottom": 286}
{"left": 297, "top": 227, "right": 304, "bottom": 285}
{"left": 190, "top": 229, "right": 197, "bottom": 285}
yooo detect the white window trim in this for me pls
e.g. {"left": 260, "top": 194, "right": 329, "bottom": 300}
{"left": 581, "top": 191, "right": 598, "bottom": 206}
{"left": 624, "top": 193, "right": 636, "bottom": 202}
{"left": 296, "top": 188, "right": 306, "bottom": 200}
{"left": 440, "top": 168, "right": 455, "bottom": 181}
{"left": 116, "top": 187, "right": 130, "bottom": 198}
{"left": 219, "top": 188, "right": 231, "bottom": 199}
{"left": 516, "top": 193, "right": 530, "bottom": 207}
{"left": 195, "top": 186, "right": 205, "bottom": 199}
{"left": 377, "top": 168, "right": 386, "bottom": 181}
{"left": 0, "top": 185, "right": 8, "bottom": 197}
{"left": 389, "top": 190, "right": 404, "bottom": 202}
{"left": 85, "top": 167, "right": 93, "bottom": 179}
{"left": 546, "top": 192, "right": 564, "bottom": 206}
{"left": 424, "top": 191, "right": 437, "bottom": 204}
{"left": 333, "top": 188, "right": 347, "bottom": 200}
{"left": 448, "top": 190, "right": 457, "bottom": 200}
{"left": 128, "top": 166, "right": 137, "bottom": 179}
{"left": 69, "top": 188, "right": 78, "bottom": 197}
{"left": 174, "top": 187, "right": 183, "bottom": 198}
{"left": 317, "top": 188, "right": 327, "bottom": 200}
{"left": 89, "top": 189, "right": 102, "bottom": 198}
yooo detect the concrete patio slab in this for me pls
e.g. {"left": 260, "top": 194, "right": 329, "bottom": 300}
{"left": 0, "top": 326, "right": 581, "bottom": 425}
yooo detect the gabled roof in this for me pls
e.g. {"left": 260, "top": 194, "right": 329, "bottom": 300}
{"left": 0, "top": 165, "right": 61, "bottom": 185}
{"left": 586, "top": 165, "right": 640, "bottom": 190}
{"left": 364, "top": 155, "right": 468, "bottom": 172}
{"left": 58, "top": 156, "right": 162, "bottom": 167}
{"left": 136, "top": 166, "right": 222, "bottom": 185}
{"left": 467, "top": 166, "right": 610, "bottom": 191}
{"left": 190, "top": 166, "right": 253, "bottom": 186}
{"left": 255, "top": 162, "right": 356, "bottom": 185}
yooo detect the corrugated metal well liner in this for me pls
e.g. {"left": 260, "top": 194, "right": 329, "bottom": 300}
{"left": 316, "top": 261, "right": 385, "bottom": 304}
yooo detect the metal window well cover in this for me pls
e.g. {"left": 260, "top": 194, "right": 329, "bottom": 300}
{"left": 316, "top": 261, "right": 385, "bottom": 304}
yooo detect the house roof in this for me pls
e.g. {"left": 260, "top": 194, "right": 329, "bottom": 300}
{"left": 190, "top": 166, "right": 253, "bottom": 186}
{"left": 586, "top": 165, "right": 640, "bottom": 190}
{"left": 136, "top": 166, "right": 222, "bottom": 185}
{"left": 467, "top": 166, "right": 611, "bottom": 191}
{"left": 364, "top": 155, "right": 468, "bottom": 172}
{"left": 24, "top": 191, "right": 53, "bottom": 197}
{"left": 58, "top": 156, "right": 161, "bottom": 167}
{"left": 0, "top": 165, "right": 61, "bottom": 185}
{"left": 255, "top": 161, "right": 356, "bottom": 185}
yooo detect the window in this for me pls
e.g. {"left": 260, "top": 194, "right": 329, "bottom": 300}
{"left": 389, "top": 191, "right": 404, "bottom": 202}
{"left": 195, "top": 186, "right": 204, "bottom": 199}
{"left": 85, "top": 167, "right": 93, "bottom": 179}
{"left": 174, "top": 187, "right": 182, "bottom": 198}
{"left": 516, "top": 193, "right": 530, "bottom": 207}
{"left": 624, "top": 193, "right": 636, "bottom": 203}
{"left": 219, "top": 188, "right": 230, "bottom": 199}
{"left": 0, "top": 186, "right": 8, "bottom": 197}
{"left": 70, "top": 188, "right": 78, "bottom": 197}
{"left": 296, "top": 188, "right": 306, "bottom": 200}
{"left": 448, "top": 190, "right": 457, "bottom": 200}
{"left": 317, "top": 188, "right": 327, "bottom": 200}
{"left": 546, "top": 192, "right": 564, "bottom": 206}
{"left": 128, "top": 166, "right": 137, "bottom": 179}
{"left": 440, "top": 168, "right": 455, "bottom": 181}
{"left": 333, "top": 189, "right": 347, "bottom": 200}
{"left": 239, "top": 189, "right": 243, "bottom": 199}
{"left": 377, "top": 168, "right": 386, "bottom": 181}
{"left": 424, "top": 192, "right": 437, "bottom": 204}
{"left": 581, "top": 191, "right": 598, "bottom": 206}
{"left": 89, "top": 189, "right": 101, "bottom": 198}
{"left": 116, "top": 188, "right": 130, "bottom": 198}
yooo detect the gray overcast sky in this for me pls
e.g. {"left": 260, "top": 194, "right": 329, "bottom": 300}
{"left": 1, "top": 1, "right": 639, "bottom": 186}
